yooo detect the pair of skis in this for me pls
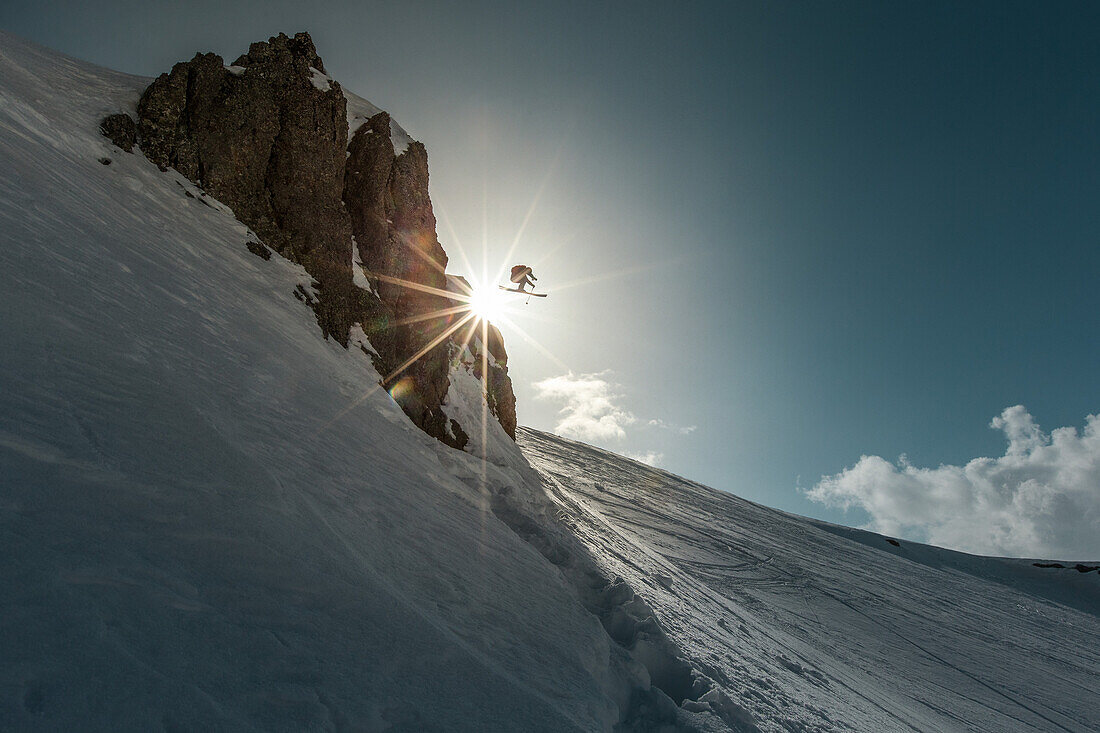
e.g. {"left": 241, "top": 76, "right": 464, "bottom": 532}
{"left": 498, "top": 286, "right": 548, "bottom": 300}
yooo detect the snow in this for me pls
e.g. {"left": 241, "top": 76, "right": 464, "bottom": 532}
{"left": 2, "top": 29, "right": 1098, "bottom": 733}
{"left": 443, "top": 340, "right": 513, "bottom": 465}
{"left": 521, "top": 427, "right": 1100, "bottom": 732}
{"left": 345, "top": 88, "right": 413, "bottom": 155}
{"left": 350, "top": 235, "right": 374, "bottom": 293}
{"left": 224, "top": 64, "right": 246, "bottom": 76}
{"left": 308, "top": 65, "right": 332, "bottom": 91}
{"left": 348, "top": 323, "right": 378, "bottom": 357}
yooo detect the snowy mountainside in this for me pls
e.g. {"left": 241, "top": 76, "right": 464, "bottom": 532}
{"left": 521, "top": 427, "right": 1100, "bottom": 732}
{"left": 2, "top": 28, "right": 1098, "bottom": 733}
{"left": 0, "top": 32, "right": 684, "bottom": 731}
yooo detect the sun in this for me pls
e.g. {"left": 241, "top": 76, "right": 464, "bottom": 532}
{"left": 466, "top": 284, "right": 507, "bottom": 323}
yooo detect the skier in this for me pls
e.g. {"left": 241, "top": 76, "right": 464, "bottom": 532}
{"left": 509, "top": 264, "right": 538, "bottom": 293}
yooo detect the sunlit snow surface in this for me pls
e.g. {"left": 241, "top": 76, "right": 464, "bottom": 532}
{"left": 521, "top": 428, "right": 1100, "bottom": 732}
{"left": 2, "top": 29, "right": 1098, "bottom": 733}
{"left": 345, "top": 88, "right": 413, "bottom": 156}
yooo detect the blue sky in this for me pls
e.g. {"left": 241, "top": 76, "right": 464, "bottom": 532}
{"left": 5, "top": 1, "right": 1099, "bottom": 556}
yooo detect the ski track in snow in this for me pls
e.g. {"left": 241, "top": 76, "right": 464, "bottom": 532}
{"left": 1, "top": 29, "right": 1098, "bottom": 733}
{"left": 520, "top": 428, "right": 1100, "bottom": 733}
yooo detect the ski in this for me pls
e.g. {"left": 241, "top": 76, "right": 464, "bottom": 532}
{"left": 498, "top": 286, "right": 548, "bottom": 297}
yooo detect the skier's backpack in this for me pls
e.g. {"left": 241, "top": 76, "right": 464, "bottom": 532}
{"left": 510, "top": 265, "right": 528, "bottom": 278}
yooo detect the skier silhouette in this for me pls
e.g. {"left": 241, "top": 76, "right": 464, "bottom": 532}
{"left": 509, "top": 265, "right": 537, "bottom": 293}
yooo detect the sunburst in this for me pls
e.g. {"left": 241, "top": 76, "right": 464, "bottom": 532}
{"left": 465, "top": 282, "right": 508, "bottom": 323}
{"left": 328, "top": 142, "right": 643, "bottom": 456}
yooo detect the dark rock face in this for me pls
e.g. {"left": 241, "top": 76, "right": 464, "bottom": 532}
{"left": 136, "top": 32, "right": 362, "bottom": 342}
{"left": 449, "top": 419, "right": 470, "bottom": 451}
{"left": 480, "top": 323, "right": 517, "bottom": 440}
{"left": 245, "top": 239, "right": 272, "bottom": 261}
{"left": 345, "top": 111, "right": 458, "bottom": 441}
{"left": 132, "top": 31, "right": 518, "bottom": 445}
{"left": 485, "top": 364, "right": 518, "bottom": 440}
{"left": 99, "top": 113, "right": 136, "bottom": 152}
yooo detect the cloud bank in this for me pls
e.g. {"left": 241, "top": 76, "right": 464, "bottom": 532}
{"left": 807, "top": 406, "right": 1100, "bottom": 559}
{"left": 625, "top": 450, "right": 664, "bottom": 467}
{"left": 533, "top": 371, "right": 636, "bottom": 442}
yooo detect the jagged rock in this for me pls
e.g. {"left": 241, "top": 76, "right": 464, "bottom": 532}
{"left": 484, "top": 321, "right": 508, "bottom": 366}
{"left": 136, "top": 32, "right": 364, "bottom": 343}
{"left": 345, "top": 110, "right": 456, "bottom": 438}
{"left": 99, "top": 113, "right": 135, "bottom": 152}
{"left": 448, "top": 419, "right": 470, "bottom": 450}
{"left": 245, "top": 239, "right": 271, "bottom": 260}
{"left": 482, "top": 352, "right": 517, "bottom": 440}
{"left": 133, "top": 31, "right": 518, "bottom": 445}
{"left": 480, "top": 320, "right": 516, "bottom": 438}
{"left": 466, "top": 343, "right": 517, "bottom": 440}
{"left": 345, "top": 111, "right": 449, "bottom": 286}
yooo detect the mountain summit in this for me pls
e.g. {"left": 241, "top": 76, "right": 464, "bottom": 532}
{"left": 1, "top": 31, "right": 1097, "bottom": 732}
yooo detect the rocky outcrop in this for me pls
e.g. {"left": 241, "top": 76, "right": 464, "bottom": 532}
{"left": 478, "top": 322, "right": 518, "bottom": 440}
{"left": 99, "top": 113, "right": 135, "bottom": 152}
{"left": 444, "top": 278, "right": 517, "bottom": 440}
{"left": 136, "top": 32, "right": 365, "bottom": 343}
{"left": 345, "top": 111, "right": 455, "bottom": 439}
{"left": 127, "top": 32, "right": 517, "bottom": 447}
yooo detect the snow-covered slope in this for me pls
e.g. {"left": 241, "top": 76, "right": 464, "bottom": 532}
{"left": 522, "top": 427, "right": 1100, "bottom": 732}
{"left": 0, "top": 32, "right": 649, "bottom": 732}
{"left": 2, "top": 30, "right": 1097, "bottom": 733}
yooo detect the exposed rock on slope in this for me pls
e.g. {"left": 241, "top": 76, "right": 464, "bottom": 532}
{"left": 445, "top": 277, "right": 518, "bottom": 441}
{"left": 98, "top": 113, "right": 135, "bottom": 152}
{"left": 479, "top": 321, "right": 518, "bottom": 440}
{"left": 345, "top": 110, "right": 454, "bottom": 439}
{"left": 127, "top": 32, "right": 516, "bottom": 446}
{"left": 136, "top": 33, "right": 362, "bottom": 343}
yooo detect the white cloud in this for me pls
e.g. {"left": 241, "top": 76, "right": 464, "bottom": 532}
{"left": 533, "top": 371, "right": 635, "bottom": 442}
{"left": 648, "top": 419, "right": 697, "bottom": 435}
{"left": 807, "top": 406, "right": 1100, "bottom": 559}
{"left": 626, "top": 451, "right": 664, "bottom": 466}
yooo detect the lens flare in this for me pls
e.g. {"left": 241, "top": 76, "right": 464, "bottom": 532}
{"left": 467, "top": 285, "right": 506, "bottom": 323}
{"left": 387, "top": 376, "right": 416, "bottom": 402}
